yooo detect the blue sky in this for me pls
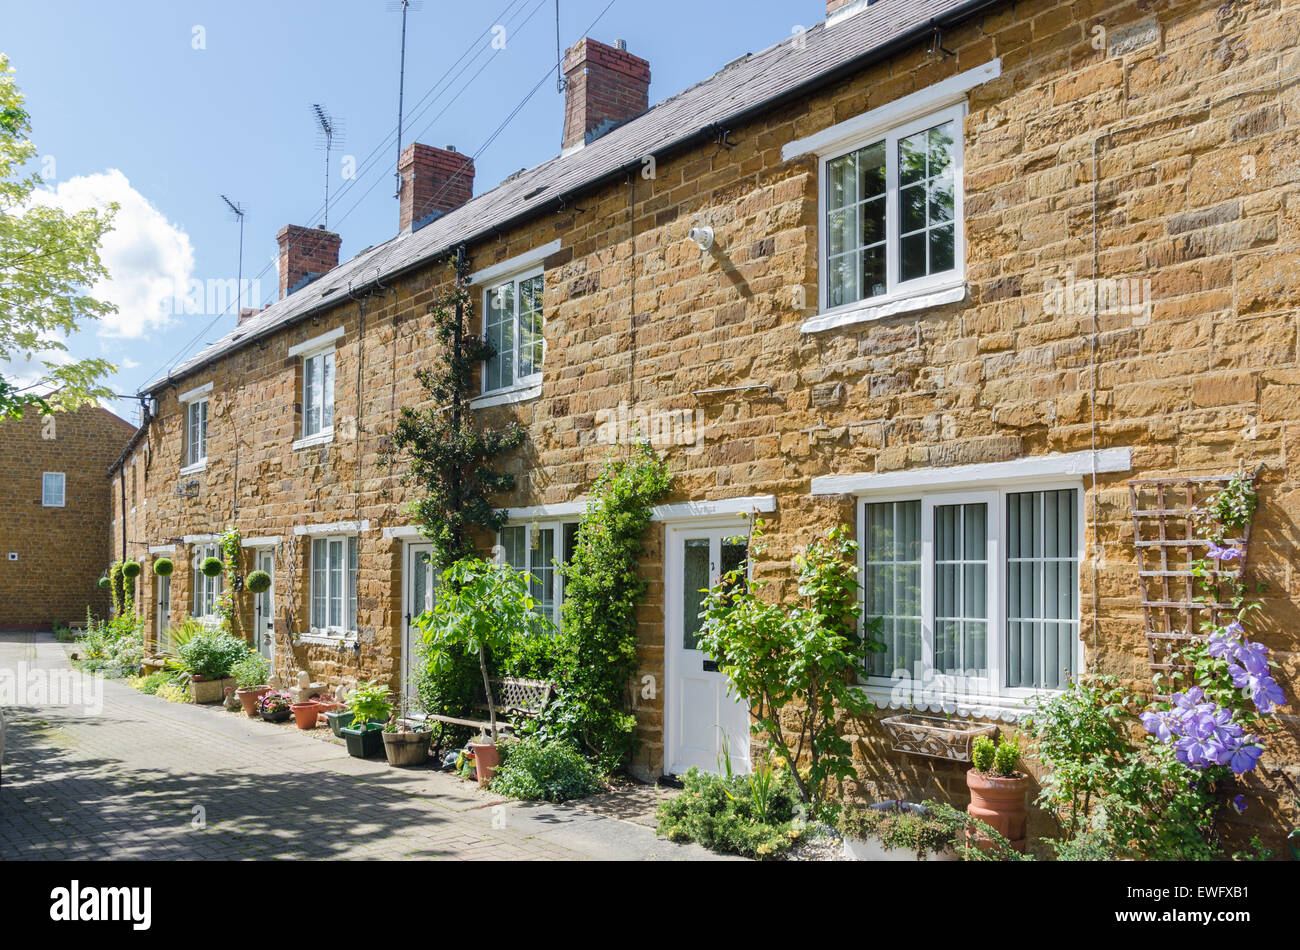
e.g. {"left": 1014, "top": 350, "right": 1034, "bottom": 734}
{"left": 4, "top": 0, "right": 831, "bottom": 423}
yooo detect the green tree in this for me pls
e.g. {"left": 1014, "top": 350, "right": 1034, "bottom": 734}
{"left": 697, "top": 522, "right": 880, "bottom": 816}
{"left": 0, "top": 55, "right": 117, "bottom": 419}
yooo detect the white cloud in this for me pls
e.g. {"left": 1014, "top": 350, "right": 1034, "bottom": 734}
{"left": 26, "top": 169, "right": 195, "bottom": 339}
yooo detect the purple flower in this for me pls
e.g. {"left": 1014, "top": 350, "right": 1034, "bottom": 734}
{"left": 1206, "top": 543, "right": 1244, "bottom": 562}
{"left": 1234, "top": 640, "right": 1270, "bottom": 677}
{"left": 1231, "top": 795, "right": 1248, "bottom": 814}
{"left": 1142, "top": 709, "right": 1177, "bottom": 742}
{"left": 1228, "top": 741, "right": 1263, "bottom": 775}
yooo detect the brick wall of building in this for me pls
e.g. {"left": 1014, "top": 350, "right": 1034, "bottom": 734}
{"left": 117, "top": 0, "right": 1300, "bottom": 846}
{"left": 1, "top": 404, "right": 135, "bottom": 629}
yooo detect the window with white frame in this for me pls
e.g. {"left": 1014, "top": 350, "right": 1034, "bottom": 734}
{"left": 302, "top": 348, "right": 336, "bottom": 439}
{"left": 310, "top": 535, "right": 358, "bottom": 635}
{"left": 861, "top": 485, "right": 1079, "bottom": 696}
{"left": 499, "top": 520, "right": 578, "bottom": 628}
{"left": 482, "top": 269, "right": 544, "bottom": 394}
{"left": 186, "top": 398, "right": 208, "bottom": 467}
{"left": 823, "top": 103, "right": 963, "bottom": 312}
{"left": 192, "top": 543, "right": 223, "bottom": 619}
{"left": 42, "top": 472, "right": 65, "bottom": 507}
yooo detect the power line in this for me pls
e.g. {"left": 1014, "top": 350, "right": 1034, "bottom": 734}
{"left": 143, "top": 0, "right": 619, "bottom": 390}
{"left": 141, "top": 1, "right": 532, "bottom": 387}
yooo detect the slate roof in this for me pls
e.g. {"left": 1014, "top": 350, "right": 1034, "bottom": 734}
{"left": 144, "top": 0, "right": 988, "bottom": 394}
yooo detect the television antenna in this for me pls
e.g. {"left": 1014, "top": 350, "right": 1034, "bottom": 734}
{"left": 219, "top": 194, "right": 246, "bottom": 324}
{"left": 312, "top": 104, "right": 345, "bottom": 229}
{"left": 387, "top": 0, "right": 424, "bottom": 199}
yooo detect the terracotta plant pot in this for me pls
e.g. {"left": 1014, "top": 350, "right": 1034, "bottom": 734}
{"left": 382, "top": 729, "right": 431, "bottom": 767}
{"left": 290, "top": 701, "right": 320, "bottom": 730}
{"left": 966, "top": 769, "right": 1030, "bottom": 853}
{"left": 469, "top": 741, "right": 499, "bottom": 787}
{"left": 237, "top": 686, "right": 271, "bottom": 718}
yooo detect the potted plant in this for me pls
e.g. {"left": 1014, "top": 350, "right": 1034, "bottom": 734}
{"left": 290, "top": 699, "right": 320, "bottom": 730}
{"left": 966, "top": 734, "right": 1030, "bottom": 853}
{"left": 177, "top": 629, "right": 247, "bottom": 703}
{"left": 880, "top": 713, "right": 998, "bottom": 762}
{"left": 839, "top": 800, "right": 962, "bottom": 861}
{"left": 258, "top": 689, "right": 293, "bottom": 723}
{"left": 232, "top": 651, "right": 272, "bottom": 717}
{"left": 340, "top": 681, "right": 392, "bottom": 758}
{"left": 469, "top": 731, "right": 500, "bottom": 787}
{"left": 382, "top": 713, "right": 431, "bottom": 767}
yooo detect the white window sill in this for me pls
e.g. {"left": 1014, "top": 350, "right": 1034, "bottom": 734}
{"left": 293, "top": 429, "right": 334, "bottom": 451}
{"left": 471, "top": 382, "right": 542, "bottom": 410}
{"left": 802, "top": 282, "right": 968, "bottom": 334}
{"left": 298, "top": 632, "right": 358, "bottom": 647}
{"left": 179, "top": 461, "right": 208, "bottom": 476}
{"left": 857, "top": 681, "right": 1057, "bottom": 723}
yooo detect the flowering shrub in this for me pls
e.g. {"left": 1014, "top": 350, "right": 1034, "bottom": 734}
{"left": 1141, "top": 543, "right": 1287, "bottom": 777}
{"left": 258, "top": 690, "right": 292, "bottom": 714}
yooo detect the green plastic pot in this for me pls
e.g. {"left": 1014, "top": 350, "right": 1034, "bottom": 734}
{"left": 341, "top": 721, "right": 383, "bottom": 758}
{"left": 326, "top": 709, "right": 355, "bottom": 737}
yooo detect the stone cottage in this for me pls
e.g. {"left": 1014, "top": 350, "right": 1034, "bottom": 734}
{"left": 109, "top": 0, "right": 1300, "bottom": 843}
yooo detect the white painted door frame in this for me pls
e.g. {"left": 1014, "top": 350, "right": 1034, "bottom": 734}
{"left": 402, "top": 542, "right": 437, "bottom": 707}
{"left": 663, "top": 518, "right": 753, "bottom": 777}
{"left": 252, "top": 547, "right": 275, "bottom": 661}
{"left": 155, "top": 573, "right": 171, "bottom": 652}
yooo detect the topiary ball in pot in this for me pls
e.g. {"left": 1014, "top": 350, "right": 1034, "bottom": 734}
{"left": 96, "top": 576, "right": 111, "bottom": 590}
{"left": 153, "top": 557, "right": 174, "bottom": 576}
{"left": 245, "top": 569, "right": 271, "bottom": 594}
{"left": 121, "top": 560, "right": 142, "bottom": 579}
{"left": 200, "top": 556, "right": 224, "bottom": 578}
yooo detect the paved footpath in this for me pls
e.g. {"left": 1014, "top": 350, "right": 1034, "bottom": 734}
{"left": 0, "top": 632, "right": 729, "bottom": 861}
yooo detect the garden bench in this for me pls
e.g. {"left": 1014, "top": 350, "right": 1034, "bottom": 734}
{"left": 423, "top": 676, "right": 554, "bottom": 736}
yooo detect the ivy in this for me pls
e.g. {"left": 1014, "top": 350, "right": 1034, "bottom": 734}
{"left": 382, "top": 258, "right": 523, "bottom": 571}
{"left": 547, "top": 443, "right": 671, "bottom": 774}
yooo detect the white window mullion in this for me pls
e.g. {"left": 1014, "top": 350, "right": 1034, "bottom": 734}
{"left": 919, "top": 498, "right": 935, "bottom": 677}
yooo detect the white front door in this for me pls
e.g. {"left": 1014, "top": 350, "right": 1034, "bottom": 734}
{"left": 156, "top": 574, "right": 171, "bottom": 652}
{"left": 254, "top": 548, "right": 275, "bottom": 661}
{"left": 403, "top": 544, "right": 437, "bottom": 705}
{"left": 666, "top": 525, "right": 751, "bottom": 776}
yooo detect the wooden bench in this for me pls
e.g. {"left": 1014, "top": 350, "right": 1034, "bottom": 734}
{"left": 423, "top": 676, "right": 554, "bottom": 737}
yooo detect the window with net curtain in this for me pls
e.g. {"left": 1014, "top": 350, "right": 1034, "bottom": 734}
{"left": 310, "top": 536, "right": 357, "bottom": 634}
{"left": 862, "top": 488, "right": 1079, "bottom": 694}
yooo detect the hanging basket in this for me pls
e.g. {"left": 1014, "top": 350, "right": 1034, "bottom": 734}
{"left": 881, "top": 714, "right": 998, "bottom": 763}
{"left": 200, "top": 556, "right": 224, "bottom": 578}
{"left": 153, "top": 557, "right": 174, "bottom": 576}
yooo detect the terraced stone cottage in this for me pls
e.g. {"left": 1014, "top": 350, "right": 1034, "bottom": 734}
{"left": 108, "top": 0, "right": 1300, "bottom": 844}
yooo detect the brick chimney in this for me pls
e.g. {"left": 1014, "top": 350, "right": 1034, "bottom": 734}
{"left": 237, "top": 306, "right": 264, "bottom": 326}
{"left": 399, "top": 143, "right": 475, "bottom": 233}
{"left": 562, "top": 38, "right": 650, "bottom": 151}
{"left": 276, "top": 225, "right": 341, "bottom": 299}
{"left": 827, "top": 0, "right": 878, "bottom": 22}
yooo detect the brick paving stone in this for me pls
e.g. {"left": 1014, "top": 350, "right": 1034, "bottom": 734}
{"left": 0, "top": 631, "right": 734, "bottom": 861}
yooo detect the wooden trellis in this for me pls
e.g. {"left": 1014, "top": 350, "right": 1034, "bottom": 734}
{"left": 1129, "top": 475, "right": 1252, "bottom": 694}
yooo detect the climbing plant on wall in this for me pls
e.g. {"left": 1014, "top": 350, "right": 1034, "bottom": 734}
{"left": 217, "top": 525, "right": 242, "bottom": 635}
{"left": 547, "top": 443, "right": 671, "bottom": 773}
{"left": 381, "top": 252, "right": 523, "bottom": 571}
